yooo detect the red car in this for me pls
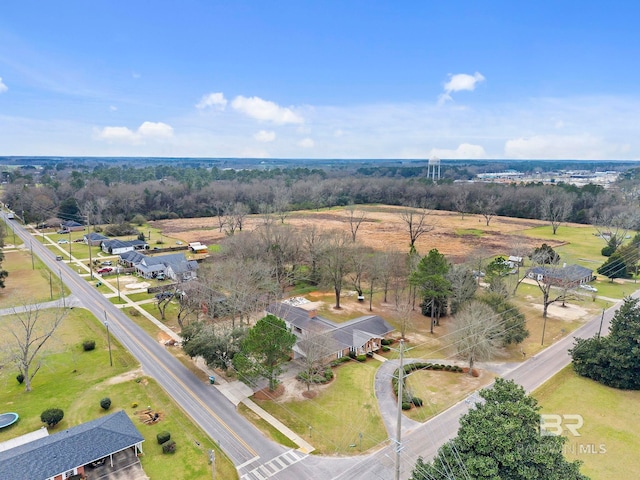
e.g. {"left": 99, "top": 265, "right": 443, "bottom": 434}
{"left": 97, "top": 267, "right": 113, "bottom": 274}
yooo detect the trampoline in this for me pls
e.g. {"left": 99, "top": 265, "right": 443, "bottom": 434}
{"left": 0, "top": 412, "right": 19, "bottom": 429}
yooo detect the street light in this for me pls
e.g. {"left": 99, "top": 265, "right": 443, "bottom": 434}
{"left": 104, "top": 312, "right": 113, "bottom": 367}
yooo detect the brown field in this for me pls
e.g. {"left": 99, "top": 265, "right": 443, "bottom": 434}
{"left": 152, "top": 206, "right": 560, "bottom": 262}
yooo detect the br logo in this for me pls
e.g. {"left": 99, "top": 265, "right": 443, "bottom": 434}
{"left": 540, "top": 414, "right": 584, "bottom": 437}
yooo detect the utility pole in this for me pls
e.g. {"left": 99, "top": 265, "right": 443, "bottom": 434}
{"left": 30, "top": 241, "right": 35, "bottom": 269}
{"left": 59, "top": 268, "right": 65, "bottom": 309}
{"left": 395, "top": 339, "right": 405, "bottom": 480}
{"left": 598, "top": 308, "right": 605, "bottom": 338}
{"left": 88, "top": 241, "right": 93, "bottom": 280}
{"left": 104, "top": 311, "right": 113, "bottom": 367}
{"left": 208, "top": 449, "right": 216, "bottom": 480}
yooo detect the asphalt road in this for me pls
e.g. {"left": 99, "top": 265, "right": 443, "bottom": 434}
{"left": 2, "top": 214, "right": 629, "bottom": 479}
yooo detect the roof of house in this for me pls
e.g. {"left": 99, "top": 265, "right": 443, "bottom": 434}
{"left": 102, "top": 239, "right": 147, "bottom": 250}
{"left": 168, "top": 260, "right": 199, "bottom": 274}
{"left": 84, "top": 232, "right": 108, "bottom": 241}
{"left": 0, "top": 410, "right": 144, "bottom": 480}
{"left": 120, "top": 250, "right": 147, "bottom": 264}
{"left": 61, "top": 220, "right": 83, "bottom": 227}
{"left": 266, "top": 302, "right": 394, "bottom": 351}
{"left": 529, "top": 264, "right": 593, "bottom": 281}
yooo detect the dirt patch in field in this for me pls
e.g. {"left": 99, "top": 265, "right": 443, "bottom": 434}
{"left": 151, "top": 206, "right": 558, "bottom": 261}
{"left": 104, "top": 367, "right": 145, "bottom": 385}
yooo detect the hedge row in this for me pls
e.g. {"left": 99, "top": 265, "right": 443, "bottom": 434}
{"left": 392, "top": 362, "right": 464, "bottom": 410}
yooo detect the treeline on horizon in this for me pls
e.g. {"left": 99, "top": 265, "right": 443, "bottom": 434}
{"left": 3, "top": 161, "right": 640, "bottom": 227}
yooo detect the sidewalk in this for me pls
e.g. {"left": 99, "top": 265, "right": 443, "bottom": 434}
{"left": 193, "top": 359, "right": 316, "bottom": 454}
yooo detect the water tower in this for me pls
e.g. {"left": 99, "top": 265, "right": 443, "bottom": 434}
{"left": 427, "top": 156, "right": 441, "bottom": 181}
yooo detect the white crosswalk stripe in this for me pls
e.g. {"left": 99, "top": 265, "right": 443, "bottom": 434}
{"left": 240, "top": 449, "right": 308, "bottom": 480}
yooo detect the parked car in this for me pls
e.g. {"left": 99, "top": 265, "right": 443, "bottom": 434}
{"left": 579, "top": 284, "right": 598, "bottom": 292}
{"left": 57, "top": 239, "right": 69, "bottom": 244}
{"left": 156, "top": 274, "right": 166, "bottom": 281}
{"left": 97, "top": 267, "right": 113, "bottom": 274}
{"left": 101, "top": 261, "right": 113, "bottom": 266}
{"left": 55, "top": 255, "right": 63, "bottom": 261}
{"left": 155, "top": 291, "right": 173, "bottom": 300}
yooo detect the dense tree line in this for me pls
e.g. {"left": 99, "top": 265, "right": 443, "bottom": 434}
{"left": 3, "top": 163, "right": 638, "bottom": 228}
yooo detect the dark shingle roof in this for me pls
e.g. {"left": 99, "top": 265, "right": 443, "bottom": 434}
{"left": 529, "top": 264, "right": 593, "bottom": 282}
{"left": 84, "top": 232, "right": 108, "bottom": 241}
{"left": 0, "top": 410, "right": 144, "bottom": 480}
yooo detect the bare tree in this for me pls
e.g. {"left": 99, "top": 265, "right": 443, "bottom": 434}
{"left": 394, "top": 292, "right": 414, "bottom": 339}
{"left": 540, "top": 190, "right": 574, "bottom": 234}
{"left": 272, "top": 185, "right": 291, "bottom": 224}
{"left": 298, "top": 331, "right": 335, "bottom": 391}
{"left": 475, "top": 194, "right": 500, "bottom": 226}
{"left": 301, "top": 224, "right": 326, "bottom": 285}
{"left": 452, "top": 188, "right": 470, "bottom": 220}
{"left": 399, "top": 206, "right": 434, "bottom": 254}
{"left": 450, "top": 300, "right": 504, "bottom": 375}
{"left": 346, "top": 205, "right": 367, "bottom": 242}
{"left": 319, "top": 230, "right": 353, "bottom": 309}
{"left": 592, "top": 207, "right": 640, "bottom": 251}
{"left": 348, "top": 244, "right": 369, "bottom": 299}
{"left": 447, "top": 264, "right": 478, "bottom": 315}
{"left": 3, "top": 302, "right": 68, "bottom": 392}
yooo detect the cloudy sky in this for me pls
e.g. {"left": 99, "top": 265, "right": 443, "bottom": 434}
{"left": 1, "top": 1, "right": 639, "bottom": 160}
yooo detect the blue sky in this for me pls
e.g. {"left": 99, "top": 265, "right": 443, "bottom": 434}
{"left": 1, "top": 1, "right": 639, "bottom": 159}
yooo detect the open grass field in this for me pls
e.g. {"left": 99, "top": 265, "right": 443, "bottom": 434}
{"left": 0, "top": 249, "right": 65, "bottom": 307}
{"left": 403, "top": 368, "right": 494, "bottom": 422}
{"left": 0, "top": 307, "right": 236, "bottom": 480}
{"left": 253, "top": 360, "right": 388, "bottom": 455}
{"left": 534, "top": 367, "right": 640, "bottom": 479}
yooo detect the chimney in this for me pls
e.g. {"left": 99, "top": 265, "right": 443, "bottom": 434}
{"left": 308, "top": 310, "right": 317, "bottom": 319}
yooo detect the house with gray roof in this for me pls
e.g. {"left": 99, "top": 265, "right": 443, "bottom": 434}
{"left": 0, "top": 410, "right": 144, "bottom": 480}
{"left": 124, "top": 252, "right": 198, "bottom": 281}
{"left": 83, "top": 232, "right": 109, "bottom": 246}
{"left": 101, "top": 238, "right": 148, "bottom": 255}
{"left": 527, "top": 264, "right": 595, "bottom": 287}
{"left": 266, "top": 301, "right": 394, "bottom": 360}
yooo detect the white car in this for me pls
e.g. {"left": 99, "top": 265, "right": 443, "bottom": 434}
{"left": 57, "top": 239, "right": 69, "bottom": 244}
{"left": 579, "top": 284, "right": 598, "bottom": 292}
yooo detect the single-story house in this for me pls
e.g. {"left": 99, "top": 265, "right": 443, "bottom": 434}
{"left": 266, "top": 301, "right": 394, "bottom": 361}
{"left": 101, "top": 239, "right": 148, "bottom": 255}
{"left": 527, "top": 264, "right": 595, "bottom": 287}
{"left": 59, "top": 220, "right": 84, "bottom": 232}
{"left": 0, "top": 410, "right": 144, "bottom": 480}
{"left": 83, "top": 232, "right": 109, "bottom": 246}
{"left": 123, "top": 252, "right": 198, "bottom": 281}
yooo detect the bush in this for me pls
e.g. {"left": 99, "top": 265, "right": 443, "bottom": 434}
{"left": 348, "top": 351, "right": 356, "bottom": 359}
{"left": 16, "top": 373, "right": 24, "bottom": 384}
{"left": 381, "top": 338, "right": 392, "bottom": 346}
{"left": 131, "top": 214, "right": 147, "bottom": 226}
{"left": 324, "top": 368, "right": 334, "bottom": 381}
{"left": 601, "top": 245, "right": 615, "bottom": 257}
{"left": 382, "top": 346, "right": 390, "bottom": 352}
{"left": 131, "top": 402, "right": 138, "bottom": 409}
{"left": 157, "top": 431, "right": 171, "bottom": 444}
{"left": 82, "top": 340, "right": 96, "bottom": 351}
{"left": 100, "top": 397, "right": 112, "bottom": 410}
{"left": 401, "top": 402, "right": 412, "bottom": 410}
{"left": 162, "top": 440, "right": 177, "bottom": 453}
{"left": 411, "top": 397, "right": 424, "bottom": 407}
{"left": 41, "top": 408, "right": 64, "bottom": 427}
{"left": 356, "top": 354, "right": 367, "bottom": 362}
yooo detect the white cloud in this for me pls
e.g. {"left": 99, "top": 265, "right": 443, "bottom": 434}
{"left": 0, "top": 77, "right": 7, "bottom": 93}
{"left": 196, "top": 92, "right": 227, "bottom": 110}
{"left": 232, "top": 95, "right": 304, "bottom": 124}
{"left": 504, "top": 134, "right": 608, "bottom": 159}
{"left": 298, "top": 138, "right": 315, "bottom": 148}
{"left": 429, "top": 143, "right": 487, "bottom": 159}
{"left": 109, "top": 105, "right": 118, "bottom": 111}
{"left": 132, "top": 72, "right": 141, "bottom": 79}
{"left": 96, "top": 121, "right": 173, "bottom": 144}
{"left": 439, "top": 72, "right": 485, "bottom": 104}
{"left": 254, "top": 130, "right": 276, "bottom": 142}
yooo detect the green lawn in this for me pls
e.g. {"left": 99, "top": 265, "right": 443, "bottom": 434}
{"left": 0, "top": 307, "right": 237, "bottom": 479}
{"left": 534, "top": 367, "right": 640, "bottom": 480}
{"left": 252, "top": 360, "right": 388, "bottom": 454}
{"left": 0, "top": 249, "right": 65, "bottom": 307}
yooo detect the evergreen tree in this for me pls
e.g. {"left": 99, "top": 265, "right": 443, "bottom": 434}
{"left": 570, "top": 297, "right": 640, "bottom": 389}
{"left": 411, "top": 379, "right": 589, "bottom": 480}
